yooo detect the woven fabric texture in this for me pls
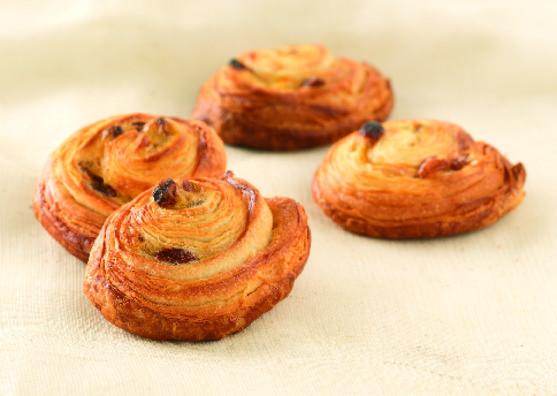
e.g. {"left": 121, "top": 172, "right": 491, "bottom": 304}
{"left": 1, "top": 1, "right": 556, "bottom": 394}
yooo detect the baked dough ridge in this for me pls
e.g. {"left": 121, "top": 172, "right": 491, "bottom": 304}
{"left": 34, "top": 161, "right": 105, "bottom": 261}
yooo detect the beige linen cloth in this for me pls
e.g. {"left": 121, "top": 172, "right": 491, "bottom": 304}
{"left": 1, "top": 1, "right": 556, "bottom": 394}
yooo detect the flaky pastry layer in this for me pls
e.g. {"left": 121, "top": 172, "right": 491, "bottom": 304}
{"left": 193, "top": 44, "right": 394, "bottom": 150}
{"left": 312, "top": 119, "right": 526, "bottom": 238}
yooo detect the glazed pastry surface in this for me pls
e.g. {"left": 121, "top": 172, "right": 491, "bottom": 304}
{"left": 83, "top": 173, "right": 311, "bottom": 341}
{"left": 34, "top": 114, "right": 226, "bottom": 261}
{"left": 312, "top": 119, "right": 526, "bottom": 238}
{"left": 193, "top": 44, "right": 394, "bottom": 150}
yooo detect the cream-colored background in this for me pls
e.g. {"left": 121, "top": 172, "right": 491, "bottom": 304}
{"left": 1, "top": 1, "right": 556, "bottom": 395}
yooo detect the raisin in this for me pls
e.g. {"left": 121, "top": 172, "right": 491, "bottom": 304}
{"left": 418, "top": 154, "right": 469, "bottom": 178}
{"left": 156, "top": 117, "right": 168, "bottom": 134}
{"left": 110, "top": 126, "right": 123, "bottom": 137}
{"left": 450, "top": 155, "right": 468, "bottom": 171}
{"left": 131, "top": 121, "right": 146, "bottom": 131}
{"left": 301, "top": 76, "right": 325, "bottom": 88}
{"left": 155, "top": 248, "right": 196, "bottom": 265}
{"left": 417, "top": 157, "right": 450, "bottom": 178}
{"left": 80, "top": 166, "right": 117, "bottom": 197}
{"left": 152, "top": 178, "right": 177, "bottom": 208}
{"left": 358, "top": 121, "right": 384, "bottom": 140}
{"left": 229, "top": 58, "right": 246, "bottom": 70}
{"left": 90, "top": 176, "right": 117, "bottom": 197}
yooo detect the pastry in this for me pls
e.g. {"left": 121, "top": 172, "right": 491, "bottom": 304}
{"left": 193, "top": 44, "right": 394, "bottom": 150}
{"left": 312, "top": 119, "right": 526, "bottom": 238}
{"left": 83, "top": 172, "right": 311, "bottom": 341}
{"left": 34, "top": 113, "right": 226, "bottom": 262}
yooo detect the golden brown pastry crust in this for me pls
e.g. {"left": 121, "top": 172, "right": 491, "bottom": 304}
{"left": 193, "top": 44, "right": 394, "bottom": 150}
{"left": 83, "top": 173, "right": 311, "bottom": 341}
{"left": 33, "top": 114, "right": 226, "bottom": 262}
{"left": 312, "top": 119, "right": 526, "bottom": 238}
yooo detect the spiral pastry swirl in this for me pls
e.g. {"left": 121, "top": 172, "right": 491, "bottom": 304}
{"left": 34, "top": 113, "right": 226, "bottom": 261}
{"left": 83, "top": 172, "right": 311, "bottom": 340}
{"left": 312, "top": 119, "right": 526, "bottom": 238}
{"left": 193, "top": 44, "right": 394, "bottom": 150}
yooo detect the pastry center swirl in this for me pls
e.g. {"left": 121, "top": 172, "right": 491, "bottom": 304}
{"left": 100, "top": 118, "right": 198, "bottom": 198}
{"left": 59, "top": 115, "right": 201, "bottom": 215}
{"left": 125, "top": 177, "right": 274, "bottom": 269}
{"left": 337, "top": 120, "right": 471, "bottom": 182}
{"left": 370, "top": 121, "right": 463, "bottom": 167}
{"left": 240, "top": 44, "right": 336, "bottom": 90}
